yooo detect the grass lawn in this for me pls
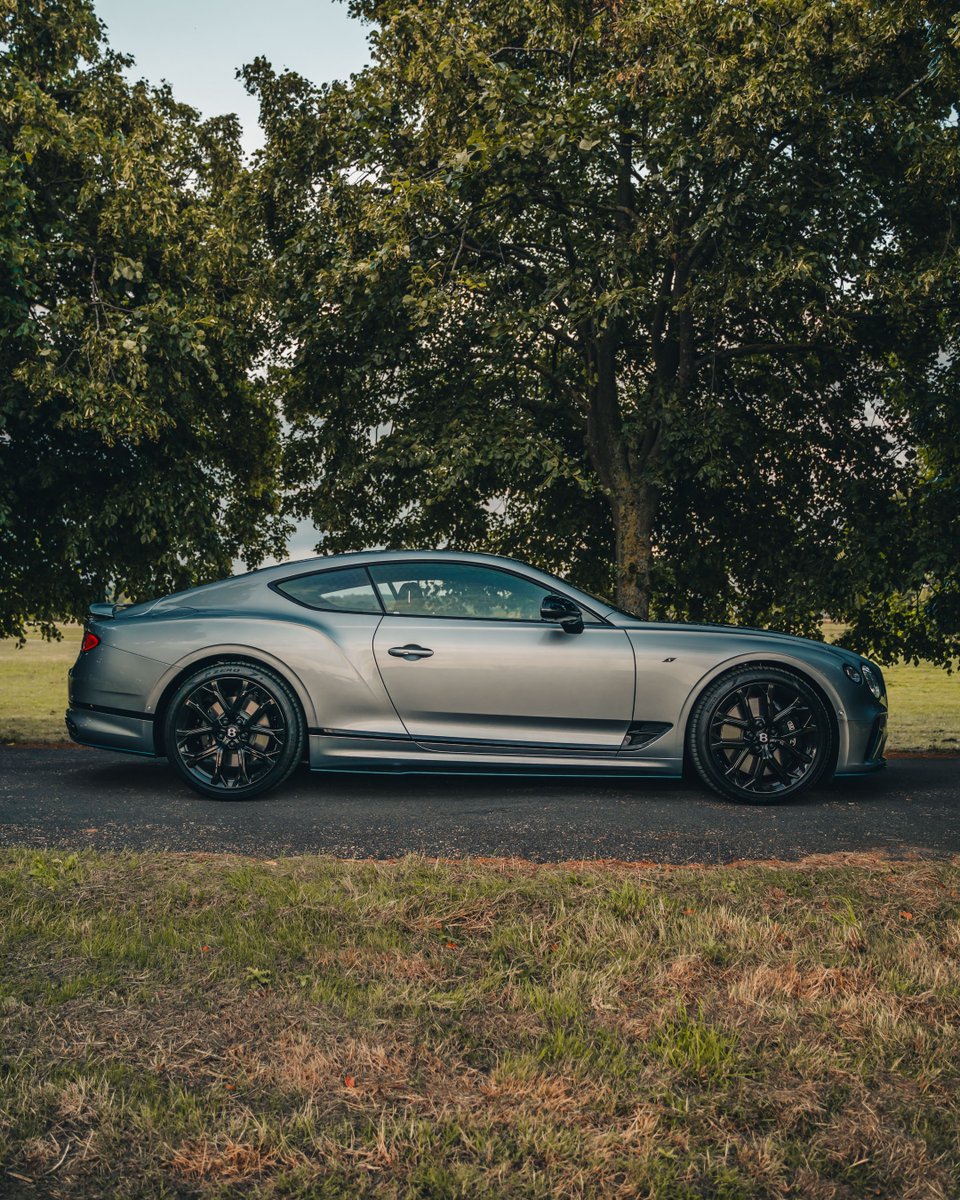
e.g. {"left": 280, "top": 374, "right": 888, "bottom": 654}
{"left": 0, "top": 851, "right": 958, "bottom": 1198}
{"left": 2, "top": 625, "right": 956, "bottom": 752}
{"left": 880, "top": 659, "right": 960, "bottom": 753}
{"left": 0, "top": 625, "right": 79, "bottom": 744}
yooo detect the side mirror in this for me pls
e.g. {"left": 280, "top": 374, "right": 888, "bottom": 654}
{"left": 540, "top": 594, "right": 584, "bottom": 635}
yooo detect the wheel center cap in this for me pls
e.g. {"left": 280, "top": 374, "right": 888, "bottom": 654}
{"left": 226, "top": 726, "right": 238, "bottom": 740}
{"left": 757, "top": 731, "right": 769, "bottom": 745}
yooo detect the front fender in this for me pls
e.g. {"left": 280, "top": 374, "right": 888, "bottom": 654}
{"left": 674, "top": 647, "right": 869, "bottom": 771}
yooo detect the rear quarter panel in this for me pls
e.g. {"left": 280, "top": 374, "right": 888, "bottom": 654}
{"left": 127, "top": 604, "right": 405, "bottom": 739}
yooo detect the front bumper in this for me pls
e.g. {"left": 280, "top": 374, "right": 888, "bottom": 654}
{"left": 65, "top": 706, "right": 157, "bottom": 757}
{"left": 835, "top": 709, "right": 887, "bottom": 775}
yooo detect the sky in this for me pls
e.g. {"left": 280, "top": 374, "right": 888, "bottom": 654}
{"left": 94, "top": 0, "right": 372, "bottom": 155}
{"left": 94, "top": 1, "right": 372, "bottom": 563}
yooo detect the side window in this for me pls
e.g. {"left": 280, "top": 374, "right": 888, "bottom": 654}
{"left": 275, "top": 566, "right": 382, "bottom": 613}
{"left": 368, "top": 562, "right": 553, "bottom": 621}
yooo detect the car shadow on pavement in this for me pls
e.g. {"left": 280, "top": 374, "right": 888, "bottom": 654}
{"left": 65, "top": 753, "right": 902, "bottom": 809}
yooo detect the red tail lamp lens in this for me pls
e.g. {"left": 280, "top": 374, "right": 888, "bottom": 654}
{"left": 81, "top": 631, "right": 100, "bottom": 653}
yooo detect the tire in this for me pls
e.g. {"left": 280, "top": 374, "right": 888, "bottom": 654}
{"left": 163, "top": 661, "right": 305, "bottom": 800}
{"left": 686, "top": 666, "right": 834, "bottom": 804}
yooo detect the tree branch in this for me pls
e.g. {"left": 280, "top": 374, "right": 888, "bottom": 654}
{"left": 695, "top": 341, "right": 816, "bottom": 368}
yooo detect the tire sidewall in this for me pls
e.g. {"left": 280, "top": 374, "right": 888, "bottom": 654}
{"left": 164, "top": 662, "right": 304, "bottom": 800}
{"left": 687, "top": 667, "right": 834, "bottom": 805}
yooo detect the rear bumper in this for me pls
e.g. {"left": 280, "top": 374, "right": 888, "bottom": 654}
{"left": 65, "top": 707, "right": 157, "bottom": 757}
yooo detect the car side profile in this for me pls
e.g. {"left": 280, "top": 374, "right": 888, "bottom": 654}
{"left": 66, "top": 550, "right": 888, "bottom": 803}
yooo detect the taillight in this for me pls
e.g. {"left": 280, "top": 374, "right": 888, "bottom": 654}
{"left": 81, "top": 631, "right": 100, "bottom": 653}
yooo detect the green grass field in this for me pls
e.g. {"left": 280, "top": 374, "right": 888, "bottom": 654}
{"left": 0, "top": 625, "right": 80, "bottom": 743}
{"left": 1, "top": 625, "right": 956, "bottom": 752}
{"left": 1, "top": 851, "right": 958, "bottom": 1198}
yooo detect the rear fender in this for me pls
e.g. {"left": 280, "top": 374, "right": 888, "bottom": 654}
{"left": 146, "top": 645, "right": 318, "bottom": 730}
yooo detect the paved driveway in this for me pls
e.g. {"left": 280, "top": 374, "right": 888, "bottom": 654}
{"left": 1, "top": 747, "right": 957, "bottom": 863}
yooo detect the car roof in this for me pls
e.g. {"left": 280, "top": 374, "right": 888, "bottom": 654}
{"left": 253, "top": 548, "right": 539, "bottom": 580}
{"left": 138, "top": 549, "right": 617, "bottom": 618}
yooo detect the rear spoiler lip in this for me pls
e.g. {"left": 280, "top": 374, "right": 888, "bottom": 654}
{"left": 87, "top": 602, "right": 130, "bottom": 620}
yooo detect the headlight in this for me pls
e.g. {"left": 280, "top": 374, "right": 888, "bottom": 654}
{"left": 861, "top": 663, "right": 884, "bottom": 701}
{"left": 843, "top": 664, "right": 862, "bottom": 684}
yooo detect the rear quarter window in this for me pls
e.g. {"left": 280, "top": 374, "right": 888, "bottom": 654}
{"left": 274, "top": 567, "right": 382, "bottom": 613}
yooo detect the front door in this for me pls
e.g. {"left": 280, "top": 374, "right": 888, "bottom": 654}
{"left": 369, "top": 561, "right": 635, "bottom": 750}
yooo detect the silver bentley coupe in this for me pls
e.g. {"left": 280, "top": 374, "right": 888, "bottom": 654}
{"left": 66, "top": 550, "right": 888, "bottom": 803}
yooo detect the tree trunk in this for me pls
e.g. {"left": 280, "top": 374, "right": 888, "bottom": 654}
{"left": 580, "top": 328, "right": 663, "bottom": 620}
{"left": 610, "top": 482, "right": 658, "bottom": 618}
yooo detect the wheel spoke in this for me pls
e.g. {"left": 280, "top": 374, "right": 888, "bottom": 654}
{"left": 249, "top": 724, "right": 284, "bottom": 743}
{"left": 714, "top": 715, "right": 750, "bottom": 730}
{"left": 724, "top": 747, "right": 751, "bottom": 777}
{"left": 237, "top": 748, "right": 253, "bottom": 785}
{"left": 209, "top": 747, "right": 224, "bottom": 786}
{"left": 779, "top": 740, "right": 813, "bottom": 767}
{"left": 201, "top": 679, "right": 229, "bottom": 715}
{"left": 245, "top": 743, "right": 280, "bottom": 765}
{"left": 184, "top": 743, "right": 218, "bottom": 767}
{"left": 767, "top": 754, "right": 793, "bottom": 787}
{"left": 738, "top": 759, "right": 760, "bottom": 790}
{"left": 246, "top": 697, "right": 277, "bottom": 726}
{"left": 771, "top": 697, "right": 806, "bottom": 726}
{"left": 226, "top": 681, "right": 250, "bottom": 717}
{"left": 186, "top": 697, "right": 214, "bottom": 723}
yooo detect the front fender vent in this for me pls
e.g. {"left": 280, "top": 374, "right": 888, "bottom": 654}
{"left": 621, "top": 721, "right": 673, "bottom": 751}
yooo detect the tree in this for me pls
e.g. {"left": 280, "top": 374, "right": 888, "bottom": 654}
{"left": 0, "top": 0, "right": 285, "bottom": 641}
{"left": 245, "top": 0, "right": 959, "bottom": 658}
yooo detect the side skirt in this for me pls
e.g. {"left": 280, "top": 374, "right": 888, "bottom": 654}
{"left": 308, "top": 732, "right": 682, "bottom": 777}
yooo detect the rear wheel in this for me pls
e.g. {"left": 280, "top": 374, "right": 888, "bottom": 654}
{"left": 687, "top": 667, "right": 833, "bottom": 804}
{"left": 164, "top": 662, "right": 304, "bottom": 799}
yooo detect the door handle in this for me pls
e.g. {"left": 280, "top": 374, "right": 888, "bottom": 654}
{"left": 388, "top": 644, "right": 434, "bottom": 661}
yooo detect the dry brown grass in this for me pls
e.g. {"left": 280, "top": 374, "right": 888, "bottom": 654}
{"left": 0, "top": 851, "right": 958, "bottom": 1198}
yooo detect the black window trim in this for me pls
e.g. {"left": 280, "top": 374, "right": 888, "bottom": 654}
{"left": 269, "top": 559, "right": 613, "bottom": 625}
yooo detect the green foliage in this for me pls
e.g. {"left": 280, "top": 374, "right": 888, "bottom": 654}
{"left": 245, "top": 0, "right": 960, "bottom": 659}
{"left": 0, "top": 0, "right": 286, "bottom": 640}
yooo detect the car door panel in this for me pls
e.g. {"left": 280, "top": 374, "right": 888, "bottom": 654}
{"left": 372, "top": 618, "right": 636, "bottom": 749}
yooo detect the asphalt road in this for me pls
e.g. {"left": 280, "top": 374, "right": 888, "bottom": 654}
{"left": 1, "top": 747, "right": 958, "bottom": 863}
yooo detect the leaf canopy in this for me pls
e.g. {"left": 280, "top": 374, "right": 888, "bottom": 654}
{"left": 246, "top": 0, "right": 960, "bottom": 661}
{"left": 0, "top": 0, "right": 286, "bottom": 640}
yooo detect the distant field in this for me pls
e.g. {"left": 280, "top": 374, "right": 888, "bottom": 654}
{"left": 0, "top": 625, "right": 79, "bottom": 743}
{"left": 1, "top": 624, "right": 957, "bottom": 752}
{"left": 821, "top": 622, "right": 960, "bottom": 754}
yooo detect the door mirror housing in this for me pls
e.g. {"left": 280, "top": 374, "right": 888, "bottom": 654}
{"left": 540, "top": 594, "right": 584, "bottom": 634}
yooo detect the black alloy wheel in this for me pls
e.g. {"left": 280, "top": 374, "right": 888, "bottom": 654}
{"left": 687, "top": 667, "right": 833, "bottom": 804}
{"left": 164, "top": 661, "right": 304, "bottom": 799}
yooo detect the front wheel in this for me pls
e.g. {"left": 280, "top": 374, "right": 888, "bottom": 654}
{"left": 164, "top": 662, "right": 305, "bottom": 799}
{"left": 686, "top": 667, "right": 834, "bottom": 804}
